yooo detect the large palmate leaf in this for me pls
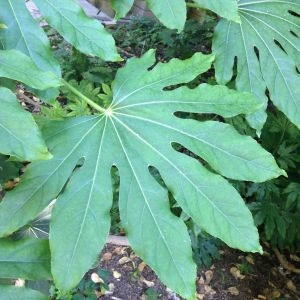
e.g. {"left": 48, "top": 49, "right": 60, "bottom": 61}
{"left": 0, "top": 51, "right": 284, "bottom": 298}
{"left": 0, "top": 87, "right": 51, "bottom": 161}
{"left": 213, "top": 0, "right": 300, "bottom": 132}
{"left": 0, "top": 0, "right": 61, "bottom": 101}
{"left": 146, "top": 0, "right": 186, "bottom": 31}
{"left": 33, "top": 0, "right": 121, "bottom": 62}
{"left": 0, "top": 238, "right": 51, "bottom": 280}
{"left": 0, "top": 286, "right": 48, "bottom": 300}
{"left": 192, "top": 0, "right": 240, "bottom": 22}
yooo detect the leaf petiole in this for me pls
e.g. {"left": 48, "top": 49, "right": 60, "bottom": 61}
{"left": 61, "top": 79, "right": 106, "bottom": 114}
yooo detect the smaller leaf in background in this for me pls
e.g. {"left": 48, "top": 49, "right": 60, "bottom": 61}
{"left": 0, "top": 286, "right": 48, "bottom": 300}
{"left": 110, "top": 0, "right": 134, "bottom": 19}
{"left": 0, "top": 50, "right": 61, "bottom": 90}
{"left": 98, "top": 83, "right": 113, "bottom": 108}
{"left": 0, "top": 87, "right": 51, "bottom": 161}
{"left": 213, "top": 0, "right": 300, "bottom": 132}
{"left": 0, "top": 155, "right": 20, "bottom": 185}
{"left": 0, "top": 0, "right": 61, "bottom": 102}
{"left": 146, "top": 0, "right": 186, "bottom": 31}
{"left": 284, "top": 183, "right": 300, "bottom": 211}
{"left": 0, "top": 238, "right": 51, "bottom": 280}
{"left": 192, "top": 0, "right": 240, "bottom": 23}
{"left": 33, "top": 0, "right": 121, "bottom": 62}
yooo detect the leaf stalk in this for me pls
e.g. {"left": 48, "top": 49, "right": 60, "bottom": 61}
{"left": 61, "top": 79, "right": 106, "bottom": 113}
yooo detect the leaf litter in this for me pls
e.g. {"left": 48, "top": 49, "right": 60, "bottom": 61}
{"left": 91, "top": 243, "right": 300, "bottom": 299}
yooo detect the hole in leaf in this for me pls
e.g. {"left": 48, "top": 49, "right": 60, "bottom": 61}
{"left": 110, "top": 166, "right": 123, "bottom": 234}
{"left": 58, "top": 156, "right": 86, "bottom": 195}
{"left": 171, "top": 142, "right": 218, "bottom": 175}
{"left": 174, "top": 111, "right": 221, "bottom": 122}
{"left": 296, "top": 66, "right": 300, "bottom": 75}
{"left": 148, "top": 165, "right": 182, "bottom": 217}
{"left": 290, "top": 30, "right": 299, "bottom": 38}
{"left": 288, "top": 10, "right": 300, "bottom": 18}
{"left": 273, "top": 39, "right": 287, "bottom": 54}
{"left": 253, "top": 46, "right": 260, "bottom": 61}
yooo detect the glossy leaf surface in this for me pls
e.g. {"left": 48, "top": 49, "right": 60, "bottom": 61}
{"left": 213, "top": 0, "right": 300, "bottom": 132}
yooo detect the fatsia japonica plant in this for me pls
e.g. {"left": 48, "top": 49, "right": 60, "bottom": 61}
{"left": 0, "top": 0, "right": 298, "bottom": 299}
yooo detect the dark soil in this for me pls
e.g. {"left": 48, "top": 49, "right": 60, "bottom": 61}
{"left": 93, "top": 244, "right": 300, "bottom": 300}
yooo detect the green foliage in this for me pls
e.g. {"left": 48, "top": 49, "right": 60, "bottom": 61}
{"left": 192, "top": 0, "right": 240, "bottom": 22}
{"left": 0, "top": 156, "right": 20, "bottom": 187}
{"left": 191, "top": 232, "right": 221, "bottom": 268}
{"left": 0, "top": 0, "right": 298, "bottom": 299}
{"left": 0, "top": 286, "right": 48, "bottom": 300}
{"left": 0, "top": 238, "right": 51, "bottom": 280}
{"left": 0, "top": 87, "right": 51, "bottom": 161}
{"left": 110, "top": 0, "right": 134, "bottom": 19}
{"left": 0, "top": 49, "right": 284, "bottom": 298}
{"left": 231, "top": 111, "right": 300, "bottom": 251}
{"left": 111, "top": 17, "right": 216, "bottom": 60}
{"left": 213, "top": 0, "right": 300, "bottom": 133}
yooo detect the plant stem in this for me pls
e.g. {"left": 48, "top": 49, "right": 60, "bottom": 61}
{"left": 61, "top": 79, "right": 106, "bottom": 113}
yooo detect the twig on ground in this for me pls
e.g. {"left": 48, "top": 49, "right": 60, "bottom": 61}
{"left": 273, "top": 247, "right": 300, "bottom": 275}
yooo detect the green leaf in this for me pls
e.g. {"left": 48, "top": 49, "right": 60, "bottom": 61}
{"left": 0, "top": 50, "right": 61, "bottom": 90}
{"left": 146, "top": 0, "right": 186, "bottom": 31}
{"left": 0, "top": 0, "right": 61, "bottom": 101}
{"left": 0, "top": 238, "right": 51, "bottom": 280}
{"left": 0, "top": 155, "right": 20, "bottom": 184}
{"left": 33, "top": 0, "right": 121, "bottom": 62}
{"left": 0, "top": 51, "right": 284, "bottom": 298}
{"left": 212, "top": 0, "right": 300, "bottom": 132}
{"left": 0, "top": 87, "right": 51, "bottom": 161}
{"left": 192, "top": 0, "right": 240, "bottom": 22}
{"left": 110, "top": 0, "right": 134, "bottom": 19}
{"left": 0, "top": 24, "right": 7, "bottom": 29}
{"left": 0, "top": 286, "right": 48, "bottom": 300}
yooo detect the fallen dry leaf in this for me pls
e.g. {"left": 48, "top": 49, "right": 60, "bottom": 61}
{"left": 230, "top": 266, "right": 245, "bottom": 280}
{"left": 227, "top": 286, "right": 239, "bottom": 296}
{"left": 91, "top": 272, "right": 104, "bottom": 284}
{"left": 118, "top": 256, "right": 131, "bottom": 265}
{"left": 138, "top": 261, "right": 146, "bottom": 272}
{"left": 113, "top": 246, "right": 127, "bottom": 255}
{"left": 94, "top": 290, "right": 103, "bottom": 298}
{"left": 204, "top": 270, "right": 213, "bottom": 284}
{"left": 286, "top": 279, "right": 297, "bottom": 292}
{"left": 246, "top": 255, "right": 255, "bottom": 265}
{"left": 197, "top": 276, "right": 205, "bottom": 285}
{"left": 102, "top": 252, "right": 112, "bottom": 261}
{"left": 270, "top": 290, "right": 281, "bottom": 298}
{"left": 196, "top": 293, "right": 205, "bottom": 300}
{"left": 290, "top": 254, "right": 300, "bottom": 262}
{"left": 113, "top": 270, "right": 122, "bottom": 279}
{"left": 142, "top": 278, "right": 155, "bottom": 287}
